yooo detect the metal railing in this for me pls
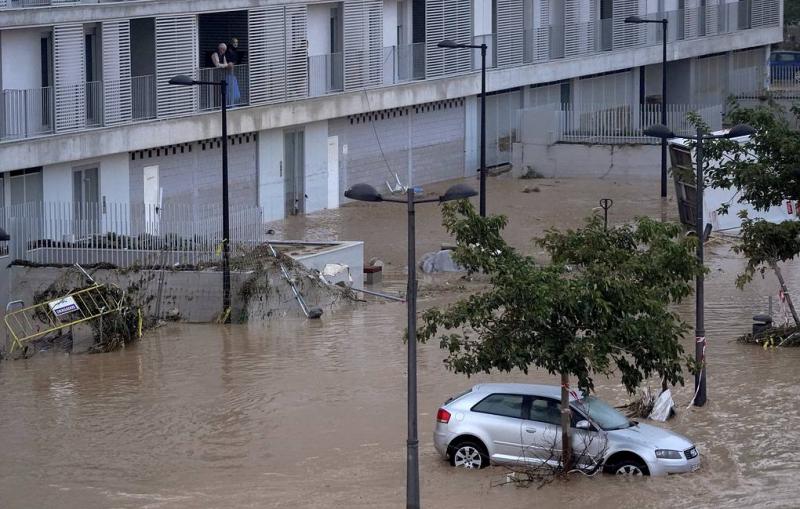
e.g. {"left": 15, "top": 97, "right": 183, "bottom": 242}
{"left": 396, "top": 42, "right": 425, "bottom": 83}
{"left": 4, "top": 200, "right": 267, "bottom": 268}
{"left": 472, "top": 34, "right": 497, "bottom": 70}
{"left": 132, "top": 74, "right": 156, "bottom": 121}
{"left": 85, "top": 80, "right": 104, "bottom": 128}
{"left": 308, "top": 52, "right": 344, "bottom": 96}
{"left": 554, "top": 103, "right": 723, "bottom": 144}
{"left": 0, "top": 86, "right": 54, "bottom": 141}
{"left": 197, "top": 64, "right": 249, "bottom": 110}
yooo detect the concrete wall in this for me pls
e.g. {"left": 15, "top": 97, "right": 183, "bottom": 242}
{"left": 42, "top": 152, "right": 129, "bottom": 205}
{"left": 512, "top": 140, "right": 661, "bottom": 179}
{"left": 0, "top": 28, "right": 45, "bottom": 90}
{"left": 128, "top": 134, "right": 258, "bottom": 209}
{"left": 330, "top": 98, "right": 466, "bottom": 194}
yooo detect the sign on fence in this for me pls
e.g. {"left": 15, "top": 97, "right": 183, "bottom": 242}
{"left": 48, "top": 296, "right": 80, "bottom": 317}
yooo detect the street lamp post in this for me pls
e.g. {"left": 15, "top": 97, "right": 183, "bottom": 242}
{"left": 344, "top": 183, "right": 477, "bottom": 509}
{"left": 625, "top": 15, "right": 669, "bottom": 198}
{"left": 169, "top": 74, "right": 231, "bottom": 323}
{"left": 644, "top": 123, "right": 755, "bottom": 407}
{"left": 438, "top": 39, "right": 488, "bottom": 217}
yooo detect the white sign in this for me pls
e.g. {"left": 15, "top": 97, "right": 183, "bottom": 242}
{"left": 48, "top": 296, "right": 80, "bottom": 317}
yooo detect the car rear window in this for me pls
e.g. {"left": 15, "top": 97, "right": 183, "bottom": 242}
{"left": 472, "top": 393, "right": 524, "bottom": 419}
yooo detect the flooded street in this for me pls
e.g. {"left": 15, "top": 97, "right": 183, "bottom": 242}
{"left": 2, "top": 177, "right": 799, "bottom": 508}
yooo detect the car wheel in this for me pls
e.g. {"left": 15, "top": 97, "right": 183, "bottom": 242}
{"left": 611, "top": 458, "right": 648, "bottom": 477}
{"left": 449, "top": 440, "right": 488, "bottom": 469}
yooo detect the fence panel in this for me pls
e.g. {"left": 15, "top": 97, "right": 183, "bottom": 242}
{"left": 4, "top": 201, "right": 266, "bottom": 268}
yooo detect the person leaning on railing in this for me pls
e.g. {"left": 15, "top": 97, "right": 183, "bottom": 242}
{"left": 211, "top": 42, "right": 241, "bottom": 106}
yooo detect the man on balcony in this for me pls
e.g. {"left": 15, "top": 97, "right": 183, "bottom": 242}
{"left": 211, "top": 42, "right": 241, "bottom": 106}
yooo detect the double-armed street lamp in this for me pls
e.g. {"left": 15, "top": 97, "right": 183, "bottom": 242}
{"left": 169, "top": 74, "right": 231, "bottom": 323}
{"left": 438, "top": 39, "right": 488, "bottom": 217}
{"left": 625, "top": 15, "right": 669, "bottom": 198}
{"left": 644, "top": 122, "right": 755, "bottom": 407}
{"left": 344, "top": 182, "right": 477, "bottom": 509}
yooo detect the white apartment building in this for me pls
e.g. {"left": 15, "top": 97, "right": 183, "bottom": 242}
{"left": 0, "top": 0, "right": 783, "bottom": 225}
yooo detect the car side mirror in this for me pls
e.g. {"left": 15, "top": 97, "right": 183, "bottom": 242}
{"left": 576, "top": 420, "right": 591, "bottom": 430}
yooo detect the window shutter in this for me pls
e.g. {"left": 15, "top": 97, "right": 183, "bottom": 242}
{"left": 155, "top": 15, "right": 197, "bottom": 118}
{"left": 54, "top": 24, "right": 85, "bottom": 133}
{"left": 534, "top": 0, "right": 550, "bottom": 62}
{"left": 285, "top": 5, "right": 309, "bottom": 99}
{"left": 496, "top": 0, "right": 524, "bottom": 67}
{"left": 612, "top": 0, "right": 640, "bottom": 50}
{"left": 685, "top": 0, "right": 698, "bottom": 38}
{"left": 426, "top": 0, "right": 472, "bottom": 78}
{"left": 102, "top": 20, "right": 132, "bottom": 126}
{"left": 705, "top": 0, "right": 720, "bottom": 35}
{"left": 344, "top": 0, "right": 383, "bottom": 90}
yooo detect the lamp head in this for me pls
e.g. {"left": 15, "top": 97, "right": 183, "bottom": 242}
{"left": 643, "top": 124, "right": 676, "bottom": 139}
{"left": 437, "top": 39, "right": 461, "bottom": 49}
{"left": 440, "top": 183, "right": 478, "bottom": 202}
{"left": 344, "top": 183, "right": 383, "bottom": 202}
{"left": 0, "top": 227, "right": 8, "bottom": 242}
{"left": 168, "top": 75, "right": 196, "bottom": 86}
{"left": 624, "top": 15, "right": 645, "bottom": 23}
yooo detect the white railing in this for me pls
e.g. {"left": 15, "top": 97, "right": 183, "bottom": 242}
{"left": 197, "top": 64, "right": 249, "bottom": 110}
{"left": 308, "top": 53, "right": 344, "bottom": 96}
{"left": 517, "top": 103, "right": 723, "bottom": 146}
{"left": 558, "top": 103, "right": 723, "bottom": 144}
{"left": 0, "top": 86, "right": 54, "bottom": 141}
{"left": 85, "top": 81, "right": 104, "bottom": 128}
{"left": 3, "top": 201, "right": 267, "bottom": 268}
{"left": 132, "top": 75, "right": 156, "bottom": 121}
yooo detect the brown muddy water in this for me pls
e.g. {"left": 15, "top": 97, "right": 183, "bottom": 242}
{"left": 1, "top": 177, "right": 799, "bottom": 508}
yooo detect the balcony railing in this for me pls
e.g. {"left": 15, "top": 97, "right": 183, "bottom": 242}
{"left": 196, "top": 64, "right": 249, "bottom": 110}
{"left": 472, "top": 34, "right": 497, "bottom": 70}
{"left": 85, "top": 80, "right": 103, "bottom": 128}
{"left": 0, "top": 86, "right": 54, "bottom": 141}
{"left": 308, "top": 52, "right": 344, "bottom": 96}
{"left": 132, "top": 74, "right": 156, "bottom": 121}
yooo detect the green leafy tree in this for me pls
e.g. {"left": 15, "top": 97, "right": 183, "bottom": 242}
{"left": 698, "top": 102, "right": 800, "bottom": 325}
{"left": 418, "top": 202, "right": 703, "bottom": 471}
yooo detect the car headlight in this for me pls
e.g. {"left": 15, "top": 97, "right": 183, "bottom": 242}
{"left": 655, "top": 449, "right": 683, "bottom": 460}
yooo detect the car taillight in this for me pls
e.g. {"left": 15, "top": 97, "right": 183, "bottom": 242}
{"left": 436, "top": 408, "right": 451, "bottom": 423}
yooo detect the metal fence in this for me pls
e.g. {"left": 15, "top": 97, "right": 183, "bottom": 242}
{"left": 517, "top": 103, "right": 723, "bottom": 146}
{"left": 2, "top": 201, "right": 267, "bottom": 267}
{"left": 309, "top": 53, "right": 344, "bottom": 96}
{"left": 0, "top": 86, "right": 54, "bottom": 141}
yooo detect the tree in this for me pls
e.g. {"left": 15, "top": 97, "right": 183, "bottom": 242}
{"left": 699, "top": 102, "right": 800, "bottom": 326}
{"left": 787, "top": 0, "right": 800, "bottom": 26}
{"left": 418, "top": 201, "right": 703, "bottom": 471}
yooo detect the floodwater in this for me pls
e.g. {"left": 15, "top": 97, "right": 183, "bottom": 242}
{"left": 2, "top": 177, "right": 799, "bottom": 509}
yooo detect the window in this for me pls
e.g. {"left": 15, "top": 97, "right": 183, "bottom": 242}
{"left": 472, "top": 393, "right": 524, "bottom": 419}
{"left": 527, "top": 397, "right": 561, "bottom": 425}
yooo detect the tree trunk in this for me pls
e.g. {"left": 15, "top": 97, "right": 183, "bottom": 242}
{"left": 770, "top": 260, "right": 800, "bottom": 326}
{"left": 560, "top": 372, "right": 572, "bottom": 473}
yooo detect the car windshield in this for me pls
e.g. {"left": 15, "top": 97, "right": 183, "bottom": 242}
{"left": 576, "top": 396, "right": 632, "bottom": 431}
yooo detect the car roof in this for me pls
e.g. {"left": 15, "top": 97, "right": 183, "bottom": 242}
{"left": 469, "top": 383, "right": 581, "bottom": 401}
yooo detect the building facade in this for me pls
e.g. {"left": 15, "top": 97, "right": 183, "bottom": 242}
{"left": 0, "top": 0, "right": 783, "bottom": 226}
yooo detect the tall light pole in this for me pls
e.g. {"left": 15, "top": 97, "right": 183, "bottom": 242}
{"left": 644, "top": 123, "right": 755, "bottom": 406}
{"left": 344, "top": 183, "right": 477, "bottom": 509}
{"left": 169, "top": 74, "right": 231, "bottom": 323}
{"left": 625, "top": 15, "right": 669, "bottom": 198}
{"left": 438, "top": 39, "right": 488, "bottom": 216}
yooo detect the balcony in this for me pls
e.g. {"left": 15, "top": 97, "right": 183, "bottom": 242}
{"left": 131, "top": 74, "right": 156, "bottom": 121}
{"left": 196, "top": 64, "right": 250, "bottom": 110}
{"left": 308, "top": 53, "right": 343, "bottom": 96}
{"left": 382, "top": 43, "right": 425, "bottom": 85}
{"left": 0, "top": 86, "right": 54, "bottom": 141}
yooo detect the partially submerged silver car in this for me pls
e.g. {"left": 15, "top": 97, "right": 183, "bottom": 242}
{"left": 433, "top": 383, "right": 700, "bottom": 476}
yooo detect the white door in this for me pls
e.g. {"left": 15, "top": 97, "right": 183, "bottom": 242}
{"left": 327, "top": 136, "right": 339, "bottom": 209}
{"left": 143, "top": 165, "right": 160, "bottom": 235}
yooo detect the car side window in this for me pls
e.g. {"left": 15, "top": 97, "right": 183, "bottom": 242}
{"left": 472, "top": 393, "right": 524, "bottom": 419}
{"left": 527, "top": 397, "right": 562, "bottom": 425}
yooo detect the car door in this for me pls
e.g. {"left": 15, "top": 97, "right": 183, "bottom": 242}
{"left": 470, "top": 393, "right": 525, "bottom": 464}
{"left": 520, "top": 396, "right": 563, "bottom": 466}
{"left": 569, "top": 407, "right": 607, "bottom": 471}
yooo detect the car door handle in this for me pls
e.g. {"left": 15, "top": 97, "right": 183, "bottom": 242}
{"left": 525, "top": 428, "right": 536, "bottom": 433}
